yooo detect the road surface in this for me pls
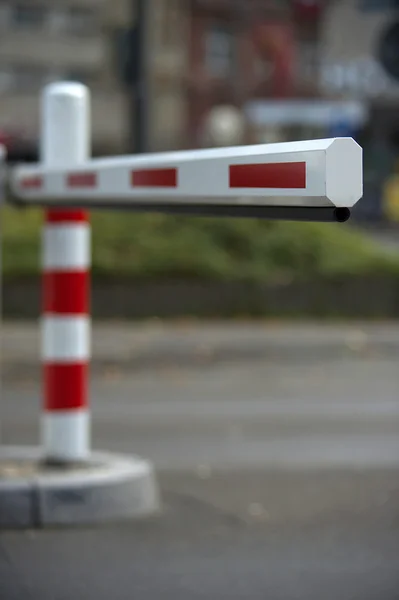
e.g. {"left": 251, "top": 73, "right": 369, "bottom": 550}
{"left": 1, "top": 339, "right": 398, "bottom": 599}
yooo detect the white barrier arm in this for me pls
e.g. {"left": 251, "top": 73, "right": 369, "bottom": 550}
{"left": 9, "top": 137, "right": 362, "bottom": 222}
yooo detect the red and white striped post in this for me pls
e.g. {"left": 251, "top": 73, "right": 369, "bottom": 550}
{"left": 40, "top": 82, "right": 91, "bottom": 464}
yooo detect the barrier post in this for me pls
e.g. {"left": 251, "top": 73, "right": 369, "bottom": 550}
{"left": 41, "top": 82, "right": 91, "bottom": 464}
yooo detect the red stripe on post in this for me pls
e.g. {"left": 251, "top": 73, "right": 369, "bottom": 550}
{"left": 44, "top": 363, "right": 88, "bottom": 410}
{"left": 131, "top": 168, "right": 177, "bottom": 187}
{"left": 45, "top": 210, "right": 88, "bottom": 223}
{"left": 43, "top": 271, "right": 89, "bottom": 314}
{"left": 66, "top": 172, "right": 97, "bottom": 188}
{"left": 21, "top": 176, "right": 43, "bottom": 189}
{"left": 229, "top": 162, "right": 306, "bottom": 189}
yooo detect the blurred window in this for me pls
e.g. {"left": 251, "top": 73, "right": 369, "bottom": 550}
{"left": 46, "top": 6, "right": 98, "bottom": 36}
{"left": 11, "top": 3, "right": 46, "bottom": 29}
{"left": 205, "top": 23, "right": 235, "bottom": 78}
{"left": 63, "top": 6, "right": 98, "bottom": 36}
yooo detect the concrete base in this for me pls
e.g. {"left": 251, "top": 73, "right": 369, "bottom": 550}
{"left": 0, "top": 447, "right": 160, "bottom": 529}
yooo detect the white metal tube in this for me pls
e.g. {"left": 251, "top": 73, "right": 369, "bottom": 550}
{"left": 40, "top": 82, "right": 91, "bottom": 464}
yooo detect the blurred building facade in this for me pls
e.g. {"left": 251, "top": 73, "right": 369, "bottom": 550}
{"left": 0, "top": 0, "right": 189, "bottom": 158}
{"left": 0, "top": 0, "right": 127, "bottom": 158}
{"left": 1, "top": 0, "right": 398, "bottom": 225}
{"left": 0, "top": 0, "right": 344, "bottom": 158}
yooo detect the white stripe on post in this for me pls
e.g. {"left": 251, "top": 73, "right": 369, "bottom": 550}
{"left": 42, "top": 223, "right": 90, "bottom": 270}
{"left": 42, "top": 411, "right": 90, "bottom": 463}
{"left": 41, "top": 316, "right": 90, "bottom": 362}
{"left": 40, "top": 82, "right": 91, "bottom": 464}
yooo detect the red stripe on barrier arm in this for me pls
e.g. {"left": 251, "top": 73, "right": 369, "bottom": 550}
{"left": 20, "top": 175, "right": 43, "bottom": 189}
{"left": 45, "top": 210, "right": 88, "bottom": 223}
{"left": 131, "top": 168, "right": 177, "bottom": 187}
{"left": 43, "top": 271, "right": 90, "bottom": 314}
{"left": 229, "top": 162, "right": 306, "bottom": 189}
{"left": 66, "top": 172, "right": 97, "bottom": 188}
{"left": 44, "top": 363, "right": 88, "bottom": 410}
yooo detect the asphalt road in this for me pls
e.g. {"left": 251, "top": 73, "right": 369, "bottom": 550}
{"left": 1, "top": 346, "right": 399, "bottom": 599}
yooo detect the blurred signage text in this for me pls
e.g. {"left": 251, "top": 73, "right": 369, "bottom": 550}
{"left": 245, "top": 99, "right": 368, "bottom": 127}
{"left": 320, "top": 56, "right": 399, "bottom": 98}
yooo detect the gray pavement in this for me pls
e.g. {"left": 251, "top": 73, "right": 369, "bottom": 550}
{"left": 1, "top": 324, "right": 399, "bottom": 599}
{"left": 1, "top": 505, "right": 398, "bottom": 600}
{"left": 2, "top": 320, "right": 399, "bottom": 380}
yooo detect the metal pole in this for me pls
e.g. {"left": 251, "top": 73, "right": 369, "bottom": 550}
{"left": 40, "top": 82, "right": 91, "bottom": 465}
{"left": 131, "top": 0, "right": 148, "bottom": 154}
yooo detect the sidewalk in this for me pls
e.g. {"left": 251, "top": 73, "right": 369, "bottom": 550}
{"left": 2, "top": 321, "right": 399, "bottom": 380}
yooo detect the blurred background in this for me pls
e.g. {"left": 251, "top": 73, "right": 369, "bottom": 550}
{"left": 1, "top": 0, "right": 399, "bottom": 321}
{"left": 1, "top": 0, "right": 399, "bottom": 222}
{"left": 1, "top": 5, "right": 399, "bottom": 598}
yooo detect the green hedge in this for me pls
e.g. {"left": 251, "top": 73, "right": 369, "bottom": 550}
{"left": 3, "top": 206, "right": 399, "bottom": 282}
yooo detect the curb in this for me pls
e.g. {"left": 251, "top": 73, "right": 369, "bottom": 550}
{"left": 0, "top": 447, "right": 160, "bottom": 529}
{"left": 3, "top": 277, "right": 399, "bottom": 320}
